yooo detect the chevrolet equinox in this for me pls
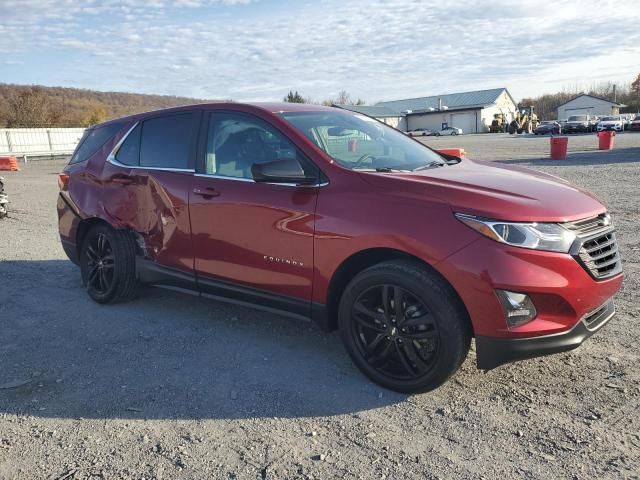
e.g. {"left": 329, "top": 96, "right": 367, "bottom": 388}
{"left": 57, "top": 103, "right": 623, "bottom": 392}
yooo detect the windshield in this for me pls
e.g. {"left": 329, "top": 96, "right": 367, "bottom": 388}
{"left": 568, "top": 115, "right": 588, "bottom": 122}
{"left": 280, "top": 111, "right": 446, "bottom": 171}
{"left": 601, "top": 116, "right": 618, "bottom": 121}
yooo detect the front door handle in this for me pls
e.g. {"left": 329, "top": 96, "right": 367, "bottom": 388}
{"left": 193, "top": 187, "right": 220, "bottom": 199}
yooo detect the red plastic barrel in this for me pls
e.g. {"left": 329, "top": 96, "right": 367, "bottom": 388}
{"left": 437, "top": 148, "right": 466, "bottom": 158}
{"left": 597, "top": 131, "right": 615, "bottom": 150}
{"left": 550, "top": 137, "right": 568, "bottom": 160}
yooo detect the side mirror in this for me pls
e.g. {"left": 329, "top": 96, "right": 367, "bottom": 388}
{"left": 251, "top": 158, "right": 317, "bottom": 185}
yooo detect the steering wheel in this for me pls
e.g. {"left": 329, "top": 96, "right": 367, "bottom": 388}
{"left": 354, "top": 153, "right": 374, "bottom": 168}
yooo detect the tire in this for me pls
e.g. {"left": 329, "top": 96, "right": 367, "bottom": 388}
{"left": 525, "top": 122, "right": 532, "bottom": 134}
{"left": 452, "top": 131, "right": 458, "bottom": 136}
{"left": 338, "top": 260, "right": 471, "bottom": 393}
{"left": 80, "top": 224, "right": 138, "bottom": 304}
{"left": 435, "top": 132, "right": 440, "bottom": 137}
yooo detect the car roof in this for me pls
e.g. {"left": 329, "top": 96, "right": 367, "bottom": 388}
{"left": 94, "top": 102, "right": 338, "bottom": 128}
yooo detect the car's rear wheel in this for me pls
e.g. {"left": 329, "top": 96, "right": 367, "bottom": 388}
{"left": 80, "top": 224, "right": 138, "bottom": 304}
{"left": 338, "top": 260, "right": 471, "bottom": 393}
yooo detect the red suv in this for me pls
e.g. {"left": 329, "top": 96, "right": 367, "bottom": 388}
{"left": 58, "top": 103, "right": 623, "bottom": 392}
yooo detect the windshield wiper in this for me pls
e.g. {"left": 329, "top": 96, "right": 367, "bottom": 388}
{"left": 375, "top": 167, "right": 407, "bottom": 173}
{"left": 353, "top": 166, "right": 410, "bottom": 173}
{"left": 413, "top": 161, "right": 445, "bottom": 171}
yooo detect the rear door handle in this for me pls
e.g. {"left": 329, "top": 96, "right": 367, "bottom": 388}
{"left": 193, "top": 187, "right": 220, "bottom": 199}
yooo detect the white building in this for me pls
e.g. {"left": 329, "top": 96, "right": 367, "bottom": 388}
{"left": 374, "top": 88, "right": 517, "bottom": 134}
{"left": 556, "top": 94, "right": 624, "bottom": 120}
{"left": 333, "top": 104, "right": 407, "bottom": 130}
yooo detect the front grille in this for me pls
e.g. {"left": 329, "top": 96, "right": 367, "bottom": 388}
{"left": 578, "top": 231, "right": 621, "bottom": 279}
{"left": 564, "top": 213, "right": 611, "bottom": 236}
{"left": 565, "top": 214, "right": 621, "bottom": 280}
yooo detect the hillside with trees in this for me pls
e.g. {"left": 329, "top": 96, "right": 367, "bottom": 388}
{"left": 0, "top": 84, "right": 216, "bottom": 128}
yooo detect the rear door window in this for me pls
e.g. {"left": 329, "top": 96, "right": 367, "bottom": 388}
{"left": 69, "top": 121, "right": 125, "bottom": 164}
{"left": 139, "top": 113, "right": 197, "bottom": 169}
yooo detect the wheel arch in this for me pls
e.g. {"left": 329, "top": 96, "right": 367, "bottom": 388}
{"left": 320, "top": 247, "right": 473, "bottom": 335}
{"left": 76, "top": 217, "right": 144, "bottom": 259}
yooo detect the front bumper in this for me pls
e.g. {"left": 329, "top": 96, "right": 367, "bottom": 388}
{"left": 435, "top": 231, "right": 623, "bottom": 368}
{"left": 597, "top": 125, "right": 622, "bottom": 132}
{"left": 476, "top": 299, "right": 615, "bottom": 369}
{"left": 563, "top": 124, "right": 592, "bottom": 133}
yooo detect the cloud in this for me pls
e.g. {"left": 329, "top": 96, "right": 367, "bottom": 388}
{"left": 0, "top": 0, "right": 639, "bottom": 102}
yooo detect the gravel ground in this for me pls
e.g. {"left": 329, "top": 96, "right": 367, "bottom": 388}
{"left": 1, "top": 132, "right": 639, "bottom": 479}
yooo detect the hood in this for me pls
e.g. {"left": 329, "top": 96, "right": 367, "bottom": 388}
{"left": 599, "top": 120, "right": 621, "bottom": 125}
{"left": 358, "top": 158, "right": 606, "bottom": 222}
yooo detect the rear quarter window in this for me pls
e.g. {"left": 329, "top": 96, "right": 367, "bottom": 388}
{"left": 115, "top": 124, "right": 141, "bottom": 166}
{"left": 69, "top": 121, "right": 125, "bottom": 165}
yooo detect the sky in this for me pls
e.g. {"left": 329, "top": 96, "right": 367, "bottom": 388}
{"left": 1, "top": 0, "right": 639, "bottom": 103}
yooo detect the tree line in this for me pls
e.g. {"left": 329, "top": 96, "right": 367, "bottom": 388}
{"left": 284, "top": 89, "right": 365, "bottom": 106}
{"left": 520, "top": 73, "right": 640, "bottom": 120}
{"left": 0, "top": 84, "right": 211, "bottom": 128}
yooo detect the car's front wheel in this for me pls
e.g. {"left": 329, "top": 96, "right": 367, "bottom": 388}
{"left": 80, "top": 224, "right": 138, "bottom": 304}
{"left": 338, "top": 260, "right": 471, "bottom": 393}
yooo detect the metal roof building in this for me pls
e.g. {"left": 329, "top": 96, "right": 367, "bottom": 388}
{"left": 556, "top": 94, "right": 624, "bottom": 120}
{"left": 334, "top": 104, "right": 406, "bottom": 129}
{"left": 374, "top": 87, "right": 517, "bottom": 134}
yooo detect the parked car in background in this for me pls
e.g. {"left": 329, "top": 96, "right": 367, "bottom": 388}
{"left": 57, "top": 102, "right": 623, "bottom": 393}
{"left": 435, "top": 126, "right": 463, "bottom": 136}
{"left": 629, "top": 114, "right": 640, "bottom": 131}
{"left": 406, "top": 128, "right": 433, "bottom": 137}
{"left": 534, "top": 121, "right": 561, "bottom": 135}
{"left": 563, "top": 114, "right": 597, "bottom": 134}
{"left": 597, "top": 116, "right": 624, "bottom": 132}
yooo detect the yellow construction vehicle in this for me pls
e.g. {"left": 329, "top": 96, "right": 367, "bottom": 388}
{"left": 508, "top": 106, "right": 539, "bottom": 134}
{"left": 489, "top": 113, "right": 507, "bottom": 133}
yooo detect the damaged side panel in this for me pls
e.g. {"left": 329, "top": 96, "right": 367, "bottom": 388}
{"left": 100, "top": 162, "right": 194, "bottom": 273}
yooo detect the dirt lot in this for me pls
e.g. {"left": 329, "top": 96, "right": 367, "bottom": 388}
{"left": 1, "top": 132, "right": 639, "bottom": 479}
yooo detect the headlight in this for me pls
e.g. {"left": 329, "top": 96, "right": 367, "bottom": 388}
{"left": 455, "top": 213, "right": 576, "bottom": 253}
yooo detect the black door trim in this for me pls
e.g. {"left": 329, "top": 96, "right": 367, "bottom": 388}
{"left": 136, "top": 258, "right": 315, "bottom": 323}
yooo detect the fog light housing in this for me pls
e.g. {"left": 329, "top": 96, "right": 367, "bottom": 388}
{"left": 496, "top": 290, "right": 537, "bottom": 327}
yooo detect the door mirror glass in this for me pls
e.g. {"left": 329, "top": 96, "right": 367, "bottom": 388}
{"left": 251, "top": 158, "right": 317, "bottom": 185}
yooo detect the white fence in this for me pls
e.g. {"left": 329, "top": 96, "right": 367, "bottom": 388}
{"left": 0, "top": 128, "right": 85, "bottom": 159}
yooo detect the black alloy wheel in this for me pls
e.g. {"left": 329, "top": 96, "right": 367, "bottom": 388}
{"left": 80, "top": 224, "right": 138, "bottom": 304}
{"left": 338, "top": 260, "right": 471, "bottom": 393}
{"left": 85, "top": 232, "right": 115, "bottom": 296}
{"left": 351, "top": 284, "right": 439, "bottom": 380}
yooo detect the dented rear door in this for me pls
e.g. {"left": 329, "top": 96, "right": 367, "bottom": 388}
{"left": 101, "top": 111, "right": 201, "bottom": 273}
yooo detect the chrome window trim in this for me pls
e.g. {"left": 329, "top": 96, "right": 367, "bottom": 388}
{"left": 106, "top": 121, "right": 195, "bottom": 173}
